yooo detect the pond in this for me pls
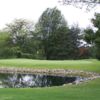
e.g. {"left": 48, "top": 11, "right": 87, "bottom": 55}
{"left": 0, "top": 73, "right": 84, "bottom": 88}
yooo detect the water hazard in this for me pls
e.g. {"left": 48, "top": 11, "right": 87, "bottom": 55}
{"left": 0, "top": 73, "right": 82, "bottom": 88}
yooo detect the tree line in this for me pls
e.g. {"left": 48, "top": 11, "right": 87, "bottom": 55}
{"left": 0, "top": 7, "right": 100, "bottom": 60}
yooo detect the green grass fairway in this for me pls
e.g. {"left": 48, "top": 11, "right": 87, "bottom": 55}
{"left": 0, "top": 59, "right": 100, "bottom": 72}
{"left": 0, "top": 59, "right": 100, "bottom": 100}
{"left": 0, "top": 78, "right": 100, "bottom": 100}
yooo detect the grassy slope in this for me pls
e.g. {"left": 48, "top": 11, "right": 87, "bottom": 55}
{"left": 0, "top": 59, "right": 100, "bottom": 72}
{"left": 0, "top": 59, "right": 100, "bottom": 100}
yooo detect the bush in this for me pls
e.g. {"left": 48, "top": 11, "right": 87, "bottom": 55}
{"left": 95, "top": 46, "right": 100, "bottom": 60}
{"left": 16, "top": 51, "right": 22, "bottom": 58}
{"left": 96, "top": 52, "right": 100, "bottom": 60}
{"left": 21, "top": 53, "right": 33, "bottom": 59}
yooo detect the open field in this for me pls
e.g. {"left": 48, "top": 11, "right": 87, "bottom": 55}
{"left": 0, "top": 59, "right": 100, "bottom": 100}
{"left": 0, "top": 59, "right": 100, "bottom": 72}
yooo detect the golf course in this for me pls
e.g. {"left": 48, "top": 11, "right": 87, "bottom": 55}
{"left": 0, "top": 59, "right": 100, "bottom": 100}
{"left": 0, "top": 1, "right": 100, "bottom": 99}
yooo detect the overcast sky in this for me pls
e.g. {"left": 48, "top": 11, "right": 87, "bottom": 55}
{"left": 0, "top": 0, "right": 100, "bottom": 29}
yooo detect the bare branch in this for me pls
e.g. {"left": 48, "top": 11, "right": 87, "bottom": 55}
{"left": 59, "top": 0, "right": 100, "bottom": 11}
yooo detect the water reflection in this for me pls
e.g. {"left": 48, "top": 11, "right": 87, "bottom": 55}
{"left": 0, "top": 73, "right": 77, "bottom": 88}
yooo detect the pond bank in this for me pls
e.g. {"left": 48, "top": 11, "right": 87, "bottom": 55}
{"left": 0, "top": 67, "right": 99, "bottom": 77}
{"left": 0, "top": 67, "right": 100, "bottom": 85}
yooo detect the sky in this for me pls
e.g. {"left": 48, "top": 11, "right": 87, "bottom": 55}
{"left": 0, "top": 0, "right": 100, "bottom": 29}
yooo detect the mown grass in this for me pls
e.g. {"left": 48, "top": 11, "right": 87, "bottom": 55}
{"left": 0, "top": 59, "right": 100, "bottom": 100}
{"left": 0, "top": 59, "right": 100, "bottom": 72}
{"left": 0, "top": 78, "right": 100, "bottom": 100}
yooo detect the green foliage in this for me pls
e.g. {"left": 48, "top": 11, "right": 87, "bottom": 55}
{"left": 15, "top": 50, "right": 34, "bottom": 59}
{"left": 5, "top": 19, "right": 37, "bottom": 58}
{"left": 21, "top": 53, "right": 33, "bottom": 59}
{"left": 92, "top": 13, "right": 100, "bottom": 60}
{"left": 84, "top": 28, "right": 95, "bottom": 44}
{"left": 36, "top": 7, "right": 80, "bottom": 60}
{"left": 1, "top": 9, "right": 100, "bottom": 60}
{"left": 84, "top": 13, "right": 100, "bottom": 60}
{"left": 0, "top": 31, "right": 15, "bottom": 58}
{"left": 92, "top": 13, "right": 100, "bottom": 29}
{"left": 36, "top": 7, "right": 67, "bottom": 59}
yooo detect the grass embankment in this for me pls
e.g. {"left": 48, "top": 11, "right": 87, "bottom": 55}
{"left": 0, "top": 59, "right": 100, "bottom": 72}
{"left": 0, "top": 59, "right": 100, "bottom": 100}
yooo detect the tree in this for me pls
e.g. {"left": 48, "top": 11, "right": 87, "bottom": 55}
{"left": 0, "top": 31, "right": 15, "bottom": 58}
{"left": 84, "top": 28, "right": 96, "bottom": 58}
{"left": 92, "top": 13, "right": 100, "bottom": 59}
{"left": 5, "top": 19, "right": 36, "bottom": 58}
{"left": 48, "top": 26, "right": 80, "bottom": 59}
{"left": 84, "top": 28, "right": 95, "bottom": 45}
{"left": 59, "top": 0, "right": 100, "bottom": 11}
{"left": 36, "top": 7, "right": 81, "bottom": 60}
{"left": 35, "top": 7, "right": 67, "bottom": 59}
{"left": 6, "top": 19, "right": 33, "bottom": 45}
{"left": 84, "top": 13, "right": 100, "bottom": 60}
{"left": 68, "top": 26, "right": 81, "bottom": 59}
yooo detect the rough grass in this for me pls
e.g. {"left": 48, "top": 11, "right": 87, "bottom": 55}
{"left": 0, "top": 59, "right": 100, "bottom": 72}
